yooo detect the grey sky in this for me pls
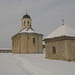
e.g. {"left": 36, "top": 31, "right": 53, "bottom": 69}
{"left": 0, "top": 0, "right": 75, "bottom": 48}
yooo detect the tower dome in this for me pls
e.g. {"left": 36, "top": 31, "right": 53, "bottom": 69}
{"left": 23, "top": 13, "right": 31, "bottom": 19}
{"left": 22, "top": 13, "right": 32, "bottom": 30}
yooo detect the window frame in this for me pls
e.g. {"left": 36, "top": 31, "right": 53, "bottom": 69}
{"left": 33, "top": 38, "right": 35, "bottom": 44}
{"left": 27, "top": 21, "right": 29, "bottom": 26}
{"left": 24, "top": 21, "right": 25, "bottom": 26}
{"left": 52, "top": 46, "right": 56, "bottom": 54}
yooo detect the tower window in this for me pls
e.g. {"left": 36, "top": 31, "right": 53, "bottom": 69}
{"left": 52, "top": 46, "right": 56, "bottom": 54}
{"left": 33, "top": 38, "right": 35, "bottom": 44}
{"left": 27, "top": 21, "right": 29, "bottom": 26}
{"left": 24, "top": 21, "right": 25, "bottom": 26}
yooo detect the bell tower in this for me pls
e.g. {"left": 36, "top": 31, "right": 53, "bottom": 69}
{"left": 22, "top": 12, "right": 32, "bottom": 30}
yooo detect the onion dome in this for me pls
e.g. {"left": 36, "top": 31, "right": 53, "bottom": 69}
{"left": 23, "top": 13, "right": 31, "bottom": 19}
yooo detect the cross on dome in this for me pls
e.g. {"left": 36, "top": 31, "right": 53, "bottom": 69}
{"left": 62, "top": 19, "right": 64, "bottom": 25}
{"left": 26, "top": 9, "right": 28, "bottom": 14}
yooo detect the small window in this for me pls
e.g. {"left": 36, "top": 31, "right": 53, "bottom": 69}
{"left": 24, "top": 21, "right": 25, "bottom": 26}
{"left": 33, "top": 38, "right": 35, "bottom": 44}
{"left": 28, "top": 37, "right": 29, "bottom": 39}
{"left": 27, "top": 21, "right": 29, "bottom": 26}
{"left": 52, "top": 46, "right": 56, "bottom": 54}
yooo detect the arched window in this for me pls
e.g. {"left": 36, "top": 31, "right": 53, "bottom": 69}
{"left": 24, "top": 21, "right": 25, "bottom": 26}
{"left": 27, "top": 21, "right": 29, "bottom": 26}
{"left": 33, "top": 38, "right": 35, "bottom": 44}
{"left": 52, "top": 46, "right": 56, "bottom": 54}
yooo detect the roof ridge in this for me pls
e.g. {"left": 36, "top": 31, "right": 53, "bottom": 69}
{"left": 26, "top": 26, "right": 35, "bottom": 31}
{"left": 45, "top": 25, "right": 75, "bottom": 39}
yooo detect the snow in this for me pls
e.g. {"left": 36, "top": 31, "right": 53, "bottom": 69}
{"left": 20, "top": 28, "right": 37, "bottom": 33}
{"left": 46, "top": 25, "right": 75, "bottom": 39}
{"left": 20, "top": 27, "right": 42, "bottom": 34}
{"left": 0, "top": 48, "right": 12, "bottom": 50}
{"left": 20, "top": 28, "right": 28, "bottom": 33}
{"left": 0, "top": 53, "right": 75, "bottom": 75}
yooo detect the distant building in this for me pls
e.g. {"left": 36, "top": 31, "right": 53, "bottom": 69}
{"left": 12, "top": 13, "right": 43, "bottom": 54}
{"left": 44, "top": 25, "right": 75, "bottom": 61}
{"left": 0, "top": 48, "right": 12, "bottom": 53}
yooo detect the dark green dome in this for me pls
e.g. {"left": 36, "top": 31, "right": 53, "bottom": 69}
{"left": 23, "top": 13, "right": 31, "bottom": 19}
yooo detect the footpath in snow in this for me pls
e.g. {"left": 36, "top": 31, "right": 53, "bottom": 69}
{"left": 0, "top": 53, "right": 75, "bottom": 75}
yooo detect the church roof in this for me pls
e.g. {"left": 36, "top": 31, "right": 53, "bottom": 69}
{"left": 45, "top": 25, "right": 75, "bottom": 39}
{"left": 19, "top": 26, "right": 43, "bottom": 35}
{"left": 22, "top": 13, "right": 31, "bottom": 19}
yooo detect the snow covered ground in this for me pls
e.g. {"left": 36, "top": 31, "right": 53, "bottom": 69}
{"left": 0, "top": 53, "right": 75, "bottom": 75}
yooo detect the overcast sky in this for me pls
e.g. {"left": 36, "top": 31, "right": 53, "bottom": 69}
{"left": 0, "top": 0, "right": 75, "bottom": 48}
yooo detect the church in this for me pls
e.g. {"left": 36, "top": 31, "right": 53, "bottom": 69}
{"left": 12, "top": 13, "right": 43, "bottom": 54}
{"left": 44, "top": 23, "right": 75, "bottom": 61}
